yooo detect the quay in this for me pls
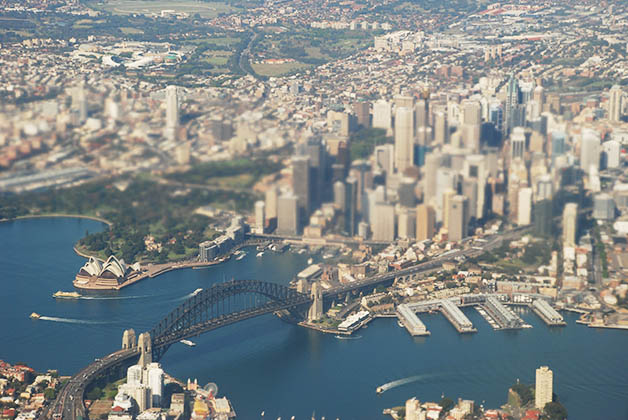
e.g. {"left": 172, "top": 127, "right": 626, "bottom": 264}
{"left": 396, "top": 304, "right": 430, "bottom": 336}
{"left": 480, "top": 296, "right": 526, "bottom": 330}
{"left": 440, "top": 299, "right": 477, "bottom": 333}
{"left": 531, "top": 299, "right": 566, "bottom": 326}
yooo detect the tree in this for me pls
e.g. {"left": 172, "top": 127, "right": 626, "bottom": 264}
{"left": 44, "top": 388, "right": 57, "bottom": 400}
{"left": 543, "top": 402, "right": 567, "bottom": 420}
{"left": 439, "top": 396, "right": 454, "bottom": 416}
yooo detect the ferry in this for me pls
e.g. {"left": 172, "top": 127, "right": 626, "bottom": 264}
{"left": 30, "top": 312, "right": 41, "bottom": 320}
{"left": 192, "top": 288, "right": 203, "bottom": 296}
{"left": 179, "top": 339, "right": 196, "bottom": 347}
{"left": 53, "top": 291, "right": 81, "bottom": 299}
{"left": 256, "top": 252, "right": 264, "bottom": 258}
{"left": 376, "top": 386, "right": 384, "bottom": 395}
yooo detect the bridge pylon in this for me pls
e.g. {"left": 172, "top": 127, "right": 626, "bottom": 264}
{"left": 122, "top": 328, "right": 136, "bottom": 350}
{"left": 138, "top": 332, "right": 152, "bottom": 367}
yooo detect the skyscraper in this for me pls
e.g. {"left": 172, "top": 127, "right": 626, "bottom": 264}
{"left": 394, "top": 107, "right": 414, "bottom": 173}
{"left": 374, "top": 144, "right": 395, "bottom": 174}
{"left": 397, "top": 207, "right": 415, "bottom": 239}
{"left": 372, "top": 203, "right": 395, "bottom": 241}
{"left": 448, "top": 195, "right": 469, "bottom": 242}
{"left": 292, "top": 156, "right": 311, "bottom": 218}
{"left": 345, "top": 176, "right": 358, "bottom": 236}
{"left": 415, "top": 99, "right": 429, "bottom": 129}
{"left": 265, "top": 185, "right": 279, "bottom": 222}
{"left": 433, "top": 111, "right": 448, "bottom": 144}
{"left": 354, "top": 101, "right": 370, "bottom": 128}
{"left": 333, "top": 180, "right": 346, "bottom": 210}
{"left": 416, "top": 204, "right": 435, "bottom": 241}
{"left": 517, "top": 188, "right": 532, "bottom": 226}
{"left": 373, "top": 99, "right": 392, "bottom": 133}
{"left": 165, "top": 85, "right": 179, "bottom": 141}
{"left": 562, "top": 202, "right": 578, "bottom": 246}
{"left": 580, "top": 129, "right": 601, "bottom": 173}
{"left": 504, "top": 75, "right": 519, "bottom": 135}
{"left": 461, "top": 100, "right": 482, "bottom": 152}
{"left": 277, "top": 193, "right": 299, "bottom": 235}
{"left": 535, "top": 366, "right": 553, "bottom": 409}
{"left": 510, "top": 127, "right": 526, "bottom": 160}
{"left": 609, "top": 85, "right": 623, "bottom": 123}
{"left": 551, "top": 131, "right": 565, "bottom": 164}
{"left": 254, "top": 201, "right": 265, "bottom": 234}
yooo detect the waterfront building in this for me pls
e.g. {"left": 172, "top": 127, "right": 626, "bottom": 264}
{"left": 562, "top": 203, "right": 578, "bottom": 246}
{"left": 405, "top": 398, "right": 426, "bottom": 420}
{"left": 609, "top": 85, "right": 623, "bottom": 122}
{"left": 395, "top": 106, "right": 414, "bottom": 173}
{"left": 416, "top": 204, "right": 435, "bottom": 241}
{"left": 535, "top": 366, "right": 553, "bottom": 409}
{"left": 75, "top": 256, "right": 141, "bottom": 290}
{"left": 127, "top": 365, "right": 142, "bottom": 386}
{"left": 147, "top": 363, "right": 164, "bottom": 407}
{"left": 448, "top": 195, "right": 469, "bottom": 242}
{"left": 277, "top": 193, "right": 299, "bottom": 236}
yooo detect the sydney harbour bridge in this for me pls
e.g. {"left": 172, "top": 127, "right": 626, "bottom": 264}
{"left": 44, "top": 227, "right": 523, "bottom": 420}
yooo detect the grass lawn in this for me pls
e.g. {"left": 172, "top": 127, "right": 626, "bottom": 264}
{"left": 252, "top": 61, "right": 311, "bottom": 76}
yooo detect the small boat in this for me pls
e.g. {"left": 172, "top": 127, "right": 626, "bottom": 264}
{"left": 192, "top": 288, "right": 203, "bottom": 296}
{"left": 256, "top": 252, "right": 264, "bottom": 258}
{"left": 256, "top": 245, "right": 265, "bottom": 251}
{"left": 376, "top": 386, "right": 384, "bottom": 395}
{"left": 53, "top": 291, "right": 81, "bottom": 299}
{"left": 397, "top": 320, "right": 404, "bottom": 328}
{"left": 298, "top": 249, "right": 307, "bottom": 255}
{"left": 30, "top": 312, "right": 41, "bottom": 319}
{"left": 307, "top": 257, "right": 313, "bottom": 265}
{"left": 236, "top": 253, "right": 246, "bottom": 261}
{"left": 322, "top": 253, "right": 333, "bottom": 259}
{"left": 180, "top": 339, "right": 196, "bottom": 347}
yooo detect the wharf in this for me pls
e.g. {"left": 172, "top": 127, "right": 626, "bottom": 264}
{"left": 440, "top": 300, "right": 476, "bottom": 333}
{"left": 531, "top": 300, "right": 566, "bottom": 327}
{"left": 396, "top": 304, "right": 430, "bottom": 336}
{"left": 480, "top": 297, "right": 527, "bottom": 330}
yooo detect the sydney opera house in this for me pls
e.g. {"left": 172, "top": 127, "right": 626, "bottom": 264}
{"left": 74, "top": 255, "right": 143, "bottom": 290}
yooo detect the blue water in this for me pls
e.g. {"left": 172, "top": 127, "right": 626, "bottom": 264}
{"left": 1, "top": 218, "right": 628, "bottom": 419}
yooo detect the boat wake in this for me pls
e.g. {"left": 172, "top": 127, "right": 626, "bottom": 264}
{"left": 335, "top": 335, "right": 363, "bottom": 340}
{"left": 377, "top": 374, "right": 429, "bottom": 393}
{"left": 38, "top": 316, "right": 110, "bottom": 325}
{"left": 79, "top": 294, "right": 153, "bottom": 300}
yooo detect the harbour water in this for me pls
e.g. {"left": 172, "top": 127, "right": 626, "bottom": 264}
{"left": 1, "top": 218, "right": 628, "bottom": 419}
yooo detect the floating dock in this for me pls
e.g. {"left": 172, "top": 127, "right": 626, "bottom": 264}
{"left": 481, "top": 296, "right": 525, "bottom": 330}
{"left": 440, "top": 299, "right": 476, "bottom": 333}
{"left": 531, "top": 299, "right": 566, "bottom": 326}
{"left": 396, "top": 304, "right": 430, "bottom": 336}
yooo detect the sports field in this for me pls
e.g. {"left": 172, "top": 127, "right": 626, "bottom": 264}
{"left": 98, "top": 0, "right": 238, "bottom": 18}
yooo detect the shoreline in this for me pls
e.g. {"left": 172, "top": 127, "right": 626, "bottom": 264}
{"left": 1, "top": 213, "right": 113, "bottom": 227}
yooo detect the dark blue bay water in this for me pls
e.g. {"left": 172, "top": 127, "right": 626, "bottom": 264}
{"left": 1, "top": 218, "right": 628, "bottom": 420}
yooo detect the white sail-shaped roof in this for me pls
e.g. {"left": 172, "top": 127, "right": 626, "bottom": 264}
{"left": 81, "top": 257, "right": 103, "bottom": 276}
{"left": 101, "top": 255, "right": 127, "bottom": 278}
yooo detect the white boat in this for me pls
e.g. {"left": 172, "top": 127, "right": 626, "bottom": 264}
{"left": 180, "top": 339, "right": 196, "bottom": 347}
{"left": 298, "top": 248, "right": 307, "bottom": 254}
{"left": 256, "top": 252, "right": 264, "bottom": 258}
{"left": 192, "top": 288, "right": 203, "bottom": 296}
{"left": 236, "top": 253, "right": 246, "bottom": 261}
{"left": 307, "top": 257, "right": 313, "bottom": 264}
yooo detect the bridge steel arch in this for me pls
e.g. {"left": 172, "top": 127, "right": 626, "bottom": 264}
{"left": 150, "top": 279, "right": 311, "bottom": 360}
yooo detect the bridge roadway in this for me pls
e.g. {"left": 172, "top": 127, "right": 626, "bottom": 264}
{"left": 47, "top": 226, "right": 528, "bottom": 420}
{"left": 46, "top": 349, "right": 139, "bottom": 420}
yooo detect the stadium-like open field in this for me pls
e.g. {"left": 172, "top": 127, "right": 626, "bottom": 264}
{"left": 97, "top": 0, "right": 238, "bottom": 18}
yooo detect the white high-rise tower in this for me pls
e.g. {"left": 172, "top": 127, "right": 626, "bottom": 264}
{"left": 165, "top": 85, "right": 179, "bottom": 141}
